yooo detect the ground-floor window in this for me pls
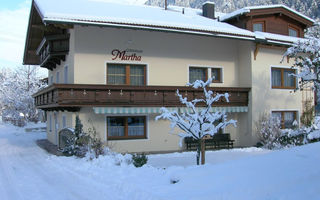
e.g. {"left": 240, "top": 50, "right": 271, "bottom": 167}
{"left": 271, "top": 111, "right": 297, "bottom": 129}
{"left": 107, "top": 116, "right": 146, "bottom": 140}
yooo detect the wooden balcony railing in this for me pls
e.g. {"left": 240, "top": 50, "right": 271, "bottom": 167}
{"left": 36, "top": 34, "right": 70, "bottom": 70}
{"left": 33, "top": 84, "right": 250, "bottom": 111}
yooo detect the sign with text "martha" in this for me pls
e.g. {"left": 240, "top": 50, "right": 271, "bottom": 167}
{"left": 111, "top": 49, "right": 143, "bottom": 61}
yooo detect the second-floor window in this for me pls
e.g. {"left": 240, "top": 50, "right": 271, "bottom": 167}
{"left": 189, "top": 67, "right": 207, "bottom": 83}
{"left": 56, "top": 71, "right": 60, "bottom": 83}
{"left": 288, "top": 27, "right": 298, "bottom": 37}
{"left": 253, "top": 22, "right": 265, "bottom": 32}
{"left": 271, "top": 67, "right": 296, "bottom": 89}
{"left": 211, "top": 68, "right": 222, "bottom": 83}
{"left": 107, "top": 64, "right": 146, "bottom": 85}
{"left": 64, "top": 66, "right": 68, "bottom": 84}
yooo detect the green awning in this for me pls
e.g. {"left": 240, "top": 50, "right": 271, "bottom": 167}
{"left": 93, "top": 106, "right": 248, "bottom": 114}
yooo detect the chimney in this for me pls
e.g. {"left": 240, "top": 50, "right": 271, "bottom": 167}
{"left": 202, "top": 2, "right": 215, "bottom": 19}
{"left": 165, "top": 0, "right": 167, "bottom": 10}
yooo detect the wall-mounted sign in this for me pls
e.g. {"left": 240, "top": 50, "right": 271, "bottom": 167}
{"left": 111, "top": 49, "right": 142, "bottom": 61}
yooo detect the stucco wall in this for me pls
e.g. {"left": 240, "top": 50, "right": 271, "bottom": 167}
{"left": 73, "top": 25, "right": 245, "bottom": 87}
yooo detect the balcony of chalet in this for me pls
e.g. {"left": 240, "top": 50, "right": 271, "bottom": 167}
{"left": 33, "top": 84, "right": 250, "bottom": 112}
{"left": 36, "top": 34, "right": 69, "bottom": 70}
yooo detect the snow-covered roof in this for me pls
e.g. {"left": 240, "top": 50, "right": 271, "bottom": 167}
{"left": 220, "top": 4, "right": 315, "bottom": 24}
{"left": 254, "top": 31, "right": 305, "bottom": 46}
{"left": 33, "top": 0, "right": 255, "bottom": 39}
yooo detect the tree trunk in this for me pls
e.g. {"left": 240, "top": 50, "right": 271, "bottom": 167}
{"left": 196, "top": 140, "right": 200, "bottom": 165}
{"left": 200, "top": 138, "right": 205, "bottom": 165}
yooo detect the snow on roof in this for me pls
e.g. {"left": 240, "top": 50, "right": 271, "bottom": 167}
{"left": 33, "top": 0, "right": 255, "bottom": 38}
{"left": 220, "top": 4, "right": 315, "bottom": 23}
{"left": 254, "top": 31, "right": 305, "bottom": 45}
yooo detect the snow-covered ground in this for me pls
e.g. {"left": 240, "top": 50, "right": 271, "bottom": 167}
{"left": 0, "top": 122, "right": 319, "bottom": 200}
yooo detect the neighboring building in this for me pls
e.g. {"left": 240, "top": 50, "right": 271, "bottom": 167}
{"left": 23, "top": 0, "right": 315, "bottom": 153}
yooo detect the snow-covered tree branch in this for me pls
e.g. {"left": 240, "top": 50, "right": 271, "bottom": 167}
{"left": 156, "top": 78, "right": 236, "bottom": 165}
{"left": 0, "top": 66, "right": 46, "bottom": 126}
{"left": 283, "top": 24, "right": 320, "bottom": 101}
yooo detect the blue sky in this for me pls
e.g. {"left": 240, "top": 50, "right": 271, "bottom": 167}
{"left": 1, "top": 0, "right": 28, "bottom": 9}
{"left": 0, "top": 0, "right": 31, "bottom": 69}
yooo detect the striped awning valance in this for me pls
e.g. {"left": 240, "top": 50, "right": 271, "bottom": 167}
{"left": 93, "top": 106, "right": 248, "bottom": 114}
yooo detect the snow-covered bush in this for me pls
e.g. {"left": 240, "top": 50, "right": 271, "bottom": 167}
{"left": 62, "top": 116, "right": 90, "bottom": 157}
{"left": 63, "top": 116, "right": 105, "bottom": 158}
{"left": 255, "top": 113, "right": 282, "bottom": 149}
{"left": 0, "top": 66, "right": 45, "bottom": 126}
{"left": 87, "top": 126, "right": 105, "bottom": 159}
{"left": 132, "top": 154, "right": 148, "bottom": 167}
{"left": 156, "top": 78, "right": 236, "bottom": 165}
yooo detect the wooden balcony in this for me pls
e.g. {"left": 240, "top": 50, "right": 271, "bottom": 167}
{"left": 36, "top": 34, "right": 70, "bottom": 70}
{"left": 33, "top": 84, "right": 250, "bottom": 112}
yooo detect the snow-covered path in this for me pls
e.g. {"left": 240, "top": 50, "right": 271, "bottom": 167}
{"left": 0, "top": 124, "right": 157, "bottom": 200}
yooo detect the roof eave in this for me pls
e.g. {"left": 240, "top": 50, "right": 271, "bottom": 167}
{"left": 42, "top": 18, "right": 256, "bottom": 41}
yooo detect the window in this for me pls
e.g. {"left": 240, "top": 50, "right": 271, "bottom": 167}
{"left": 288, "top": 27, "right": 298, "bottom": 37}
{"left": 253, "top": 22, "right": 264, "bottom": 32}
{"left": 49, "top": 114, "right": 52, "bottom": 132}
{"left": 50, "top": 76, "right": 53, "bottom": 85}
{"left": 271, "top": 67, "right": 296, "bottom": 89}
{"left": 62, "top": 116, "right": 66, "bottom": 128}
{"left": 56, "top": 71, "right": 60, "bottom": 83}
{"left": 107, "top": 116, "right": 146, "bottom": 140}
{"left": 64, "top": 66, "right": 68, "bottom": 84}
{"left": 211, "top": 68, "right": 222, "bottom": 83}
{"left": 272, "top": 111, "right": 297, "bottom": 129}
{"left": 189, "top": 67, "right": 207, "bottom": 83}
{"left": 107, "top": 64, "right": 146, "bottom": 85}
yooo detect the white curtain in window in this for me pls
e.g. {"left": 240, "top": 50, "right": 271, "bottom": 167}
{"left": 130, "top": 65, "right": 144, "bottom": 85}
{"left": 128, "top": 117, "right": 144, "bottom": 136}
{"left": 284, "top": 112, "right": 294, "bottom": 128}
{"left": 272, "top": 69, "right": 281, "bottom": 87}
{"left": 283, "top": 70, "right": 295, "bottom": 87}
{"left": 107, "top": 64, "right": 126, "bottom": 85}
{"left": 189, "top": 68, "right": 206, "bottom": 83}
{"left": 271, "top": 112, "right": 281, "bottom": 121}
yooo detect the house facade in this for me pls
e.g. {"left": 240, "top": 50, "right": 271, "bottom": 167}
{"left": 23, "top": 0, "right": 315, "bottom": 153}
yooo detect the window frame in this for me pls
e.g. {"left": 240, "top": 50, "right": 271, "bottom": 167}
{"left": 288, "top": 24, "right": 300, "bottom": 37}
{"left": 211, "top": 68, "right": 222, "bottom": 83}
{"left": 252, "top": 21, "right": 265, "bottom": 32}
{"left": 62, "top": 115, "right": 67, "bottom": 128}
{"left": 271, "top": 67, "right": 296, "bottom": 89}
{"left": 49, "top": 114, "right": 52, "bottom": 132}
{"left": 64, "top": 66, "right": 68, "bottom": 84}
{"left": 271, "top": 111, "right": 298, "bottom": 129}
{"left": 189, "top": 66, "right": 208, "bottom": 83}
{"left": 106, "top": 63, "right": 147, "bottom": 86}
{"left": 56, "top": 71, "right": 60, "bottom": 83}
{"left": 107, "top": 116, "right": 147, "bottom": 140}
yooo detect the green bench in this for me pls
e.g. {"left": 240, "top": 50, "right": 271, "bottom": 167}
{"left": 185, "top": 133, "right": 234, "bottom": 150}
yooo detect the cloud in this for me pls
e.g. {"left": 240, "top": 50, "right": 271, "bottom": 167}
{"left": 0, "top": 1, "right": 30, "bottom": 67}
